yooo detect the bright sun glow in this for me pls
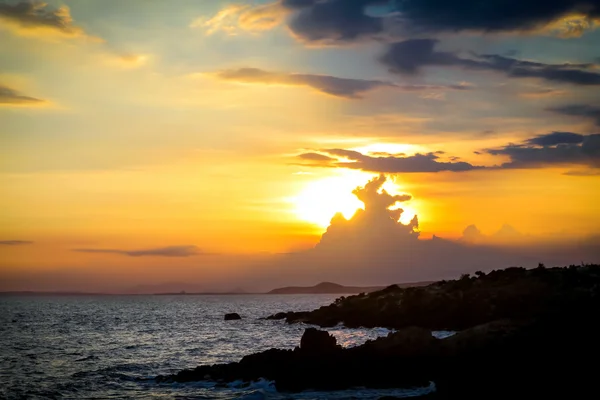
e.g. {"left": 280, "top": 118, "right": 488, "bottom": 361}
{"left": 293, "top": 172, "right": 416, "bottom": 228}
{"left": 294, "top": 177, "right": 365, "bottom": 227}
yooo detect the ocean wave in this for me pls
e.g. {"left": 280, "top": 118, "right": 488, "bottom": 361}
{"left": 229, "top": 379, "right": 437, "bottom": 400}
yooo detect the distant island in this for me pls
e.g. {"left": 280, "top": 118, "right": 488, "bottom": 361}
{"left": 267, "top": 281, "right": 432, "bottom": 294}
{"left": 0, "top": 281, "right": 435, "bottom": 296}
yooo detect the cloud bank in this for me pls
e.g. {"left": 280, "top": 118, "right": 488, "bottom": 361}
{"left": 484, "top": 131, "right": 600, "bottom": 169}
{"left": 380, "top": 39, "right": 600, "bottom": 86}
{"left": 297, "top": 149, "right": 481, "bottom": 173}
{"left": 297, "top": 131, "right": 600, "bottom": 173}
{"left": 201, "top": 0, "right": 600, "bottom": 44}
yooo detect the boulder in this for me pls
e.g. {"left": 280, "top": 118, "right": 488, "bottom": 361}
{"left": 224, "top": 313, "right": 242, "bottom": 320}
{"left": 299, "top": 327, "right": 338, "bottom": 352}
{"left": 362, "top": 326, "right": 438, "bottom": 357}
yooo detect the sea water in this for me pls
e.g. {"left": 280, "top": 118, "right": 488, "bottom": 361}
{"left": 0, "top": 294, "right": 438, "bottom": 399}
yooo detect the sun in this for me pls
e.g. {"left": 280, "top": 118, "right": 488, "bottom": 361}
{"left": 293, "top": 174, "right": 366, "bottom": 227}
{"left": 293, "top": 172, "right": 418, "bottom": 228}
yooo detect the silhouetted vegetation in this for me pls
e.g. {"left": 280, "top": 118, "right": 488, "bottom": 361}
{"left": 275, "top": 264, "right": 600, "bottom": 330}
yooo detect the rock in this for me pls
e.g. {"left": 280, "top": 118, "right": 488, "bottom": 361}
{"left": 300, "top": 327, "right": 338, "bottom": 352}
{"left": 266, "top": 264, "right": 600, "bottom": 331}
{"left": 224, "top": 313, "right": 241, "bottom": 320}
{"left": 362, "top": 327, "right": 438, "bottom": 357}
{"left": 265, "top": 312, "right": 287, "bottom": 320}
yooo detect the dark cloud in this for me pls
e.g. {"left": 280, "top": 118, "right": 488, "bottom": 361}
{"left": 281, "top": 0, "right": 317, "bottom": 9}
{"left": 484, "top": 132, "right": 600, "bottom": 169}
{"left": 304, "top": 148, "right": 482, "bottom": 173}
{"left": 525, "top": 131, "right": 584, "bottom": 146}
{"left": 0, "top": 84, "right": 45, "bottom": 105}
{"left": 547, "top": 104, "right": 600, "bottom": 126}
{"left": 212, "top": 67, "right": 469, "bottom": 99}
{"left": 298, "top": 152, "right": 336, "bottom": 161}
{"left": 277, "top": 0, "right": 600, "bottom": 44}
{"left": 0, "top": 240, "right": 33, "bottom": 246}
{"left": 380, "top": 39, "right": 600, "bottom": 86}
{"left": 73, "top": 245, "right": 204, "bottom": 258}
{"left": 285, "top": 0, "right": 383, "bottom": 44}
{"left": 393, "top": 0, "right": 600, "bottom": 35}
{"left": 0, "top": 0, "right": 85, "bottom": 37}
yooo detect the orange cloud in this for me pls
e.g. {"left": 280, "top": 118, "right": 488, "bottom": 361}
{"left": 191, "top": 2, "right": 287, "bottom": 35}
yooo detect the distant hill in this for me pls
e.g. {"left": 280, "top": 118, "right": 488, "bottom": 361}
{"left": 267, "top": 281, "right": 433, "bottom": 295}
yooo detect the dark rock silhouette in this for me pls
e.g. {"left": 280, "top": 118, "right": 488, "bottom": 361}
{"left": 160, "top": 264, "right": 600, "bottom": 398}
{"left": 275, "top": 264, "right": 600, "bottom": 330}
{"left": 224, "top": 313, "right": 241, "bottom": 320}
{"left": 299, "top": 328, "right": 338, "bottom": 353}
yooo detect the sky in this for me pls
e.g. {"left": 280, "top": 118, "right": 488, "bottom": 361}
{"left": 1, "top": 0, "right": 599, "bottom": 292}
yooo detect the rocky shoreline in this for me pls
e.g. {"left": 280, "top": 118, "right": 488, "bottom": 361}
{"left": 158, "top": 264, "right": 600, "bottom": 398}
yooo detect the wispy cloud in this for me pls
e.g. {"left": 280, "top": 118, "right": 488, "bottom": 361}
{"left": 297, "top": 149, "right": 482, "bottom": 173}
{"left": 210, "top": 67, "right": 471, "bottom": 99}
{"left": 0, "top": 240, "right": 33, "bottom": 246}
{"left": 73, "top": 245, "right": 206, "bottom": 258}
{"left": 191, "top": 2, "right": 288, "bottom": 35}
{"left": 547, "top": 104, "right": 600, "bottom": 126}
{"left": 0, "top": 83, "right": 46, "bottom": 106}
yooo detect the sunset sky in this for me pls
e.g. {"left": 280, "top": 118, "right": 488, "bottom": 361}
{"left": 1, "top": 0, "right": 599, "bottom": 292}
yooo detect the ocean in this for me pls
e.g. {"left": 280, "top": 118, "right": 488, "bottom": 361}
{"left": 0, "top": 294, "right": 438, "bottom": 399}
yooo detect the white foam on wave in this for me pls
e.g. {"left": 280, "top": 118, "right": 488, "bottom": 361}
{"left": 431, "top": 330, "right": 456, "bottom": 339}
{"left": 234, "top": 379, "right": 436, "bottom": 400}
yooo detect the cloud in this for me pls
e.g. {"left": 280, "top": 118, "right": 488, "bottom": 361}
{"left": 0, "top": 83, "right": 45, "bottom": 106}
{"left": 460, "top": 224, "right": 526, "bottom": 244}
{"left": 191, "top": 2, "right": 288, "bottom": 35}
{"left": 301, "top": 133, "right": 600, "bottom": 174}
{"left": 316, "top": 174, "right": 419, "bottom": 250}
{"left": 298, "top": 152, "right": 336, "bottom": 161}
{"left": 547, "top": 104, "right": 600, "bottom": 126}
{"left": 0, "top": 0, "right": 94, "bottom": 39}
{"left": 484, "top": 132, "right": 600, "bottom": 169}
{"left": 237, "top": 175, "right": 596, "bottom": 288}
{"left": 73, "top": 245, "right": 204, "bottom": 258}
{"left": 519, "top": 88, "right": 566, "bottom": 98}
{"left": 211, "top": 67, "right": 470, "bottom": 99}
{"left": 393, "top": 0, "right": 600, "bottom": 36}
{"left": 298, "top": 148, "right": 482, "bottom": 173}
{"left": 101, "top": 53, "right": 150, "bottom": 69}
{"left": 525, "top": 131, "right": 585, "bottom": 146}
{"left": 285, "top": 0, "right": 384, "bottom": 44}
{"left": 202, "top": 0, "right": 600, "bottom": 45}
{"left": 0, "top": 240, "right": 33, "bottom": 245}
{"left": 380, "top": 39, "right": 600, "bottom": 86}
